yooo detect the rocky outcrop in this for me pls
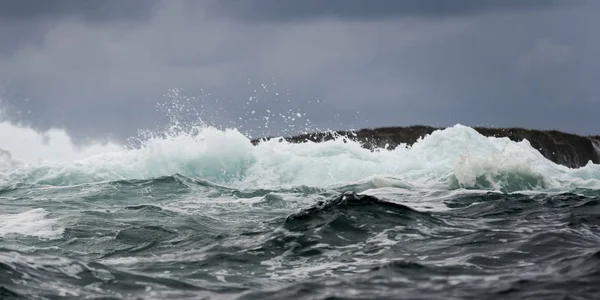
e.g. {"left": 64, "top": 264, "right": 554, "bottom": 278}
{"left": 252, "top": 126, "right": 600, "bottom": 168}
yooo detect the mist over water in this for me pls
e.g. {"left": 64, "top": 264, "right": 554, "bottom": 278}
{"left": 1, "top": 95, "right": 599, "bottom": 299}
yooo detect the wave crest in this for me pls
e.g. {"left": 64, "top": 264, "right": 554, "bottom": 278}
{"left": 1, "top": 122, "right": 599, "bottom": 193}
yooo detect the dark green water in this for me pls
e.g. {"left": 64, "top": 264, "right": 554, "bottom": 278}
{"left": 1, "top": 176, "right": 599, "bottom": 299}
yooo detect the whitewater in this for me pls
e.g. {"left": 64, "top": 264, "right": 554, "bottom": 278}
{"left": 1, "top": 115, "right": 600, "bottom": 299}
{"left": 2, "top": 117, "right": 600, "bottom": 191}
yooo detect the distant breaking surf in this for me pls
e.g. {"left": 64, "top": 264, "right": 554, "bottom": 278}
{"left": 255, "top": 125, "right": 600, "bottom": 168}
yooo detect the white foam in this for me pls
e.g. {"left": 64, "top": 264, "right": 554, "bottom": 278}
{"left": 0, "top": 208, "right": 63, "bottom": 239}
{"left": 243, "top": 125, "right": 600, "bottom": 191}
{"left": 0, "top": 122, "right": 599, "bottom": 193}
{"left": 0, "top": 119, "right": 123, "bottom": 164}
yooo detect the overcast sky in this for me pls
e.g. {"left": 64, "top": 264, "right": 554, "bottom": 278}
{"left": 0, "top": 0, "right": 598, "bottom": 144}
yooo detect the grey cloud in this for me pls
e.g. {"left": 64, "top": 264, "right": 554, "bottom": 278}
{"left": 205, "top": 0, "right": 577, "bottom": 23}
{"left": 0, "top": 0, "right": 158, "bottom": 56}
{"left": 0, "top": 0, "right": 158, "bottom": 21}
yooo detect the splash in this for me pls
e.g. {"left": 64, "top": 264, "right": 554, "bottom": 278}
{"left": 154, "top": 86, "right": 322, "bottom": 140}
{"left": 1, "top": 90, "right": 599, "bottom": 192}
{"left": 1, "top": 119, "right": 599, "bottom": 193}
{"left": 0, "top": 113, "right": 123, "bottom": 164}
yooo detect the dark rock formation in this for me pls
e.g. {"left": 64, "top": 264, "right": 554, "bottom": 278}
{"left": 252, "top": 126, "right": 600, "bottom": 168}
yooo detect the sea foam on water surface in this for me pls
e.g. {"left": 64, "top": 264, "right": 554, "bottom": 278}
{"left": 0, "top": 208, "right": 63, "bottom": 239}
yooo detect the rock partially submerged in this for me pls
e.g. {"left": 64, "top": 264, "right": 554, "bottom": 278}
{"left": 252, "top": 126, "right": 600, "bottom": 168}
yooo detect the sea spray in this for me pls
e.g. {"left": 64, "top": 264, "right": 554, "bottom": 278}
{"left": 1, "top": 89, "right": 599, "bottom": 191}
{"left": 0, "top": 117, "right": 123, "bottom": 164}
{"left": 2, "top": 119, "right": 600, "bottom": 193}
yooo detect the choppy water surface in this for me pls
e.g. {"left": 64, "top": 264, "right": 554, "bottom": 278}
{"left": 1, "top": 124, "right": 600, "bottom": 299}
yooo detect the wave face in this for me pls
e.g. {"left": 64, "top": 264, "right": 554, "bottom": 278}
{"left": 1, "top": 120, "right": 600, "bottom": 299}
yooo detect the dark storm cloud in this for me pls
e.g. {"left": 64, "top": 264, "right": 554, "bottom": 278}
{"left": 0, "top": 0, "right": 158, "bottom": 55}
{"left": 206, "top": 0, "right": 575, "bottom": 22}
{"left": 0, "top": 0, "right": 599, "bottom": 145}
{"left": 0, "top": 0, "right": 158, "bottom": 21}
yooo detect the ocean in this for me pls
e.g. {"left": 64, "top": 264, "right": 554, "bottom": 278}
{"left": 1, "top": 122, "right": 600, "bottom": 299}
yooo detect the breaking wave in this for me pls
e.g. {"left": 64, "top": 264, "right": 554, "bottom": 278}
{"left": 1, "top": 116, "right": 599, "bottom": 193}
